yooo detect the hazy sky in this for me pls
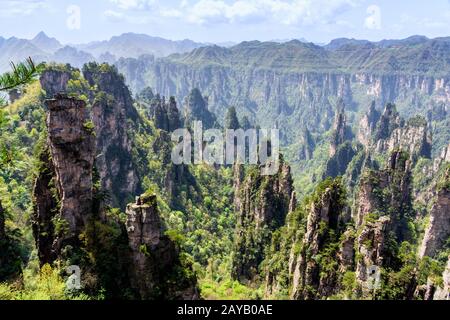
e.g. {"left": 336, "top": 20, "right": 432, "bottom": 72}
{"left": 1, "top": 0, "right": 449, "bottom": 44}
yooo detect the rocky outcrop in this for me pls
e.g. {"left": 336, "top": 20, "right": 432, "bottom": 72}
{"left": 40, "top": 67, "right": 74, "bottom": 98}
{"left": 45, "top": 94, "right": 96, "bottom": 250}
{"left": 126, "top": 194, "right": 199, "bottom": 299}
{"left": 39, "top": 63, "right": 141, "bottom": 210}
{"left": 232, "top": 159, "right": 294, "bottom": 281}
{"left": 353, "top": 151, "right": 415, "bottom": 295}
{"left": 290, "top": 179, "right": 346, "bottom": 299}
{"left": 329, "top": 99, "right": 352, "bottom": 157}
{"left": 419, "top": 167, "right": 450, "bottom": 258}
{"left": 433, "top": 256, "right": 450, "bottom": 300}
{"left": 298, "top": 127, "right": 315, "bottom": 160}
{"left": 32, "top": 147, "right": 58, "bottom": 265}
{"left": 184, "top": 88, "right": 217, "bottom": 129}
{"left": 323, "top": 141, "right": 357, "bottom": 179}
{"left": 355, "top": 216, "right": 390, "bottom": 294}
{"left": 83, "top": 63, "right": 140, "bottom": 209}
{"left": 362, "top": 104, "right": 432, "bottom": 162}
{"left": 375, "top": 115, "right": 432, "bottom": 162}
{"left": 357, "top": 101, "right": 380, "bottom": 147}
{"left": 355, "top": 150, "right": 413, "bottom": 231}
{"left": 146, "top": 95, "right": 180, "bottom": 131}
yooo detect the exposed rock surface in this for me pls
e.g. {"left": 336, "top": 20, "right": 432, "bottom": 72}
{"left": 433, "top": 256, "right": 450, "bottom": 300}
{"left": 355, "top": 150, "right": 413, "bottom": 230}
{"left": 419, "top": 167, "right": 450, "bottom": 258}
{"left": 360, "top": 103, "right": 432, "bottom": 162}
{"left": 84, "top": 63, "right": 140, "bottom": 209}
{"left": 329, "top": 99, "right": 352, "bottom": 157}
{"left": 126, "top": 194, "right": 199, "bottom": 299}
{"left": 355, "top": 216, "right": 390, "bottom": 293}
{"left": 357, "top": 101, "right": 380, "bottom": 147}
{"left": 45, "top": 95, "right": 96, "bottom": 249}
{"left": 290, "top": 181, "right": 346, "bottom": 299}
{"left": 298, "top": 127, "right": 315, "bottom": 160}
{"left": 232, "top": 159, "right": 294, "bottom": 281}
{"left": 40, "top": 67, "right": 73, "bottom": 98}
{"left": 32, "top": 147, "right": 58, "bottom": 265}
{"left": 184, "top": 88, "right": 217, "bottom": 129}
{"left": 145, "top": 95, "right": 180, "bottom": 131}
{"left": 353, "top": 151, "right": 415, "bottom": 295}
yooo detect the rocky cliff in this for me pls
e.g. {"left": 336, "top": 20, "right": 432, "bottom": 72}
{"left": 184, "top": 88, "right": 217, "bottom": 129}
{"left": 419, "top": 167, "right": 450, "bottom": 258}
{"left": 115, "top": 40, "right": 450, "bottom": 147}
{"left": 39, "top": 64, "right": 141, "bottom": 209}
{"left": 358, "top": 103, "right": 432, "bottom": 162}
{"left": 45, "top": 94, "right": 96, "bottom": 252}
{"left": 125, "top": 194, "right": 199, "bottom": 299}
{"left": 83, "top": 63, "right": 140, "bottom": 208}
{"left": 232, "top": 159, "right": 295, "bottom": 282}
{"left": 31, "top": 65, "right": 199, "bottom": 299}
{"left": 145, "top": 95, "right": 180, "bottom": 132}
{"left": 290, "top": 178, "right": 346, "bottom": 299}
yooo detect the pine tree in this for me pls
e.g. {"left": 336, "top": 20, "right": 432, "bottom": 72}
{"left": 0, "top": 57, "right": 43, "bottom": 105}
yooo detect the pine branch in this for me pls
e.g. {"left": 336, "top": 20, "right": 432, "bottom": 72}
{"left": 0, "top": 57, "right": 44, "bottom": 91}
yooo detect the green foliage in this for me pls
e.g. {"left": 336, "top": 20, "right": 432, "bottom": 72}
{"left": 0, "top": 58, "right": 44, "bottom": 91}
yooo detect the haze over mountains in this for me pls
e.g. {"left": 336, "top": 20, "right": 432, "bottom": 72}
{"left": 0, "top": 32, "right": 207, "bottom": 72}
{"left": 2, "top": 31, "right": 449, "bottom": 75}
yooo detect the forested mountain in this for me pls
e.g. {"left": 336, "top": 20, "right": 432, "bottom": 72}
{"left": 0, "top": 34, "right": 449, "bottom": 300}
{"left": 0, "top": 32, "right": 206, "bottom": 73}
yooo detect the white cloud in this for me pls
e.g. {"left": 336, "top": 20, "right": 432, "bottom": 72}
{"left": 109, "top": 0, "right": 155, "bottom": 10}
{"left": 183, "top": 0, "right": 362, "bottom": 26}
{"left": 0, "top": 0, "right": 49, "bottom": 17}
{"left": 103, "top": 9, "right": 125, "bottom": 22}
{"left": 106, "top": 0, "right": 361, "bottom": 27}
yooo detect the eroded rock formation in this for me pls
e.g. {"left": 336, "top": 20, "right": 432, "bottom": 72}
{"left": 232, "top": 159, "right": 294, "bottom": 281}
{"left": 290, "top": 179, "right": 346, "bottom": 299}
{"left": 419, "top": 167, "right": 450, "bottom": 258}
{"left": 45, "top": 94, "right": 96, "bottom": 249}
{"left": 126, "top": 194, "right": 199, "bottom": 299}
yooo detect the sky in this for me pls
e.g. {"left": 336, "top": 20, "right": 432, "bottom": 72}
{"left": 0, "top": 0, "right": 449, "bottom": 44}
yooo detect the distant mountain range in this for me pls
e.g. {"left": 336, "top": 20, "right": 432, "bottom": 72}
{"left": 0, "top": 32, "right": 207, "bottom": 72}
{"left": 1, "top": 32, "right": 449, "bottom": 78}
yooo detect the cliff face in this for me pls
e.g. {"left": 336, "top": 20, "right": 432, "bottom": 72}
{"left": 32, "top": 65, "right": 199, "bottom": 299}
{"left": 39, "top": 67, "right": 74, "bottom": 98}
{"left": 39, "top": 65, "right": 141, "bottom": 210}
{"left": 232, "top": 160, "right": 295, "bottom": 282}
{"left": 32, "top": 147, "right": 58, "bottom": 265}
{"left": 419, "top": 167, "right": 450, "bottom": 258}
{"left": 323, "top": 102, "right": 356, "bottom": 179}
{"left": 357, "top": 101, "right": 380, "bottom": 146}
{"left": 329, "top": 100, "right": 352, "bottom": 157}
{"left": 184, "top": 88, "right": 217, "bottom": 129}
{"left": 117, "top": 52, "right": 450, "bottom": 144}
{"left": 354, "top": 151, "right": 415, "bottom": 295}
{"left": 298, "top": 128, "right": 315, "bottom": 161}
{"left": 433, "top": 256, "right": 450, "bottom": 300}
{"left": 125, "top": 194, "right": 199, "bottom": 299}
{"left": 45, "top": 94, "right": 96, "bottom": 250}
{"left": 358, "top": 103, "right": 432, "bottom": 162}
{"left": 290, "top": 179, "right": 346, "bottom": 299}
{"left": 84, "top": 64, "right": 140, "bottom": 209}
{"left": 146, "top": 95, "right": 180, "bottom": 132}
